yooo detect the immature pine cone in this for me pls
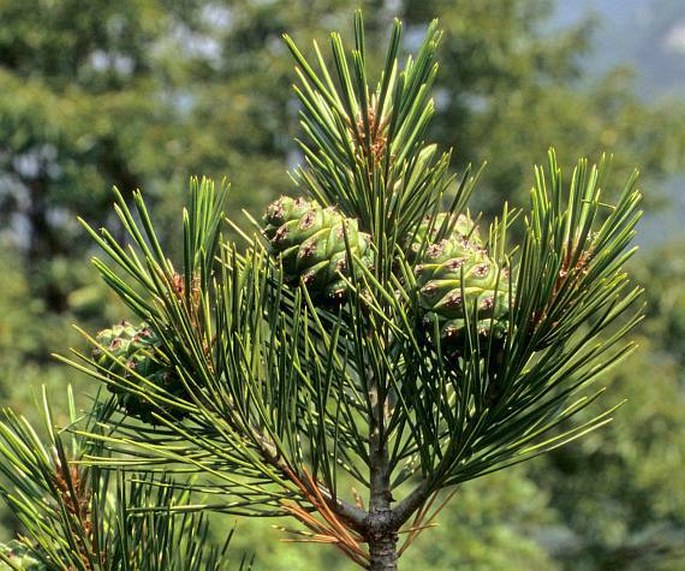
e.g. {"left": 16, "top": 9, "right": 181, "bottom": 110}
{"left": 93, "top": 321, "right": 187, "bottom": 422}
{"left": 414, "top": 213, "right": 511, "bottom": 356}
{"left": 263, "top": 196, "right": 374, "bottom": 303}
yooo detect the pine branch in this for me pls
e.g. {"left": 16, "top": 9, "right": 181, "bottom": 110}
{"left": 0, "top": 388, "right": 251, "bottom": 570}
{"left": 59, "top": 13, "right": 645, "bottom": 570}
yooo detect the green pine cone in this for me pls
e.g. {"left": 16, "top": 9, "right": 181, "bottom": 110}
{"left": 263, "top": 196, "right": 374, "bottom": 303}
{"left": 416, "top": 230, "right": 511, "bottom": 355}
{"left": 93, "top": 322, "right": 187, "bottom": 422}
{"left": 263, "top": 195, "right": 312, "bottom": 235}
{"left": 408, "top": 212, "right": 481, "bottom": 262}
{"left": 92, "top": 321, "right": 139, "bottom": 369}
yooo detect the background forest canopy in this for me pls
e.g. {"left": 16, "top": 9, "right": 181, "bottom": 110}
{"left": 0, "top": 0, "right": 684, "bottom": 569}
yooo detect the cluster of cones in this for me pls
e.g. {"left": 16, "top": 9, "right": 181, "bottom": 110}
{"left": 92, "top": 195, "right": 513, "bottom": 421}
{"left": 263, "top": 196, "right": 512, "bottom": 356}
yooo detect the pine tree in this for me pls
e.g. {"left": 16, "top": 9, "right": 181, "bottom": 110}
{"left": 0, "top": 12, "right": 643, "bottom": 570}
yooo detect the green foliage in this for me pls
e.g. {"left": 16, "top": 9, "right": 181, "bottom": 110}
{"left": 0, "top": 388, "right": 251, "bottom": 570}
{"left": 401, "top": 0, "right": 685, "bottom": 213}
{"left": 400, "top": 467, "right": 559, "bottom": 570}
{"left": 531, "top": 241, "right": 685, "bottom": 569}
{"left": 0, "top": 1, "right": 683, "bottom": 568}
{"left": 633, "top": 240, "right": 685, "bottom": 366}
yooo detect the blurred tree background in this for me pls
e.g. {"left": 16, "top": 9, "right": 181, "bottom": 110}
{"left": 0, "top": 0, "right": 684, "bottom": 568}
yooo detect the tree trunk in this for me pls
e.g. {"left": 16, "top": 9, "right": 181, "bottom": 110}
{"left": 368, "top": 524, "right": 398, "bottom": 570}
{"left": 366, "top": 375, "right": 398, "bottom": 570}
